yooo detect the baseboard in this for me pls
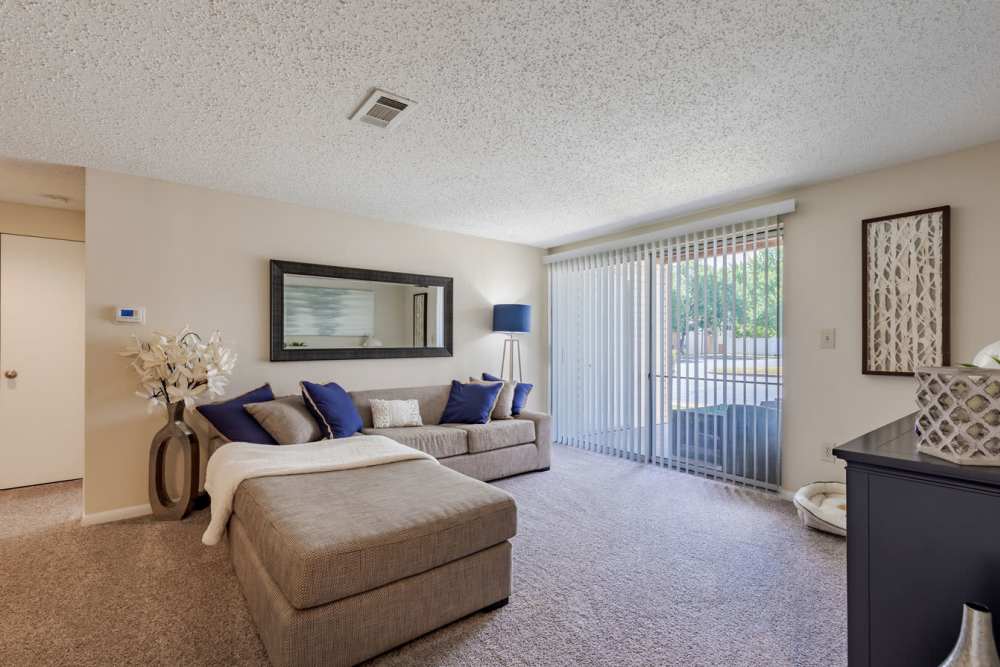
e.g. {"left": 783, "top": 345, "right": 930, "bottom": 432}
{"left": 81, "top": 503, "right": 152, "bottom": 526}
{"left": 778, "top": 488, "right": 795, "bottom": 502}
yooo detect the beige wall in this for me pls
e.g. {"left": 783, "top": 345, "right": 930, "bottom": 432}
{"left": 82, "top": 139, "right": 1000, "bottom": 509}
{"left": 84, "top": 169, "right": 548, "bottom": 515}
{"left": 551, "top": 139, "right": 1000, "bottom": 493}
{"left": 0, "top": 200, "right": 84, "bottom": 241}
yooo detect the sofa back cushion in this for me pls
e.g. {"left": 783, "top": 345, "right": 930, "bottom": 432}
{"left": 349, "top": 385, "right": 452, "bottom": 428}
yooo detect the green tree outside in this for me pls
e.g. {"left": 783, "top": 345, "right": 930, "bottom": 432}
{"left": 665, "top": 246, "right": 781, "bottom": 350}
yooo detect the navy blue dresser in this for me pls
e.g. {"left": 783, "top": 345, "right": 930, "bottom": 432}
{"left": 835, "top": 413, "right": 1000, "bottom": 666}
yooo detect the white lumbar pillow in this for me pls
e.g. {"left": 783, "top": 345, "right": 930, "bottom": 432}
{"left": 370, "top": 399, "right": 423, "bottom": 429}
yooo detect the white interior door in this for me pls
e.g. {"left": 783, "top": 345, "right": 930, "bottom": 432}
{"left": 1, "top": 234, "right": 85, "bottom": 489}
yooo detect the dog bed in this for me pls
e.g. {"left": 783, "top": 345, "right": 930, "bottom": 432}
{"left": 793, "top": 481, "right": 847, "bottom": 536}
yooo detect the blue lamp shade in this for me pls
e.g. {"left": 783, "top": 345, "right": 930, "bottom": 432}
{"left": 493, "top": 304, "right": 531, "bottom": 333}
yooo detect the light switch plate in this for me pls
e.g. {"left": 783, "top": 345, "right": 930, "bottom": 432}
{"left": 820, "top": 328, "right": 836, "bottom": 349}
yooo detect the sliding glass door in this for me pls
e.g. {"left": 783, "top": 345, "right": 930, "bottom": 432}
{"left": 549, "top": 217, "right": 783, "bottom": 490}
{"left": 550, "top": 247, "right": 650, "bottom": 461}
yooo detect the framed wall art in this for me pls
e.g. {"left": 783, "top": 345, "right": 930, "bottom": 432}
{"left": 862, "top": 205, "right": 950, "bottom": 375}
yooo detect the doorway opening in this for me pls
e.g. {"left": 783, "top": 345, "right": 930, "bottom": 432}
{"left": 0, "top": 157, "right": 85, "bottom": 490}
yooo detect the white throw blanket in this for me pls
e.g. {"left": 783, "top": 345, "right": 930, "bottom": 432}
{"left": 202, "top": 434, "right": 434, "bottom": 545}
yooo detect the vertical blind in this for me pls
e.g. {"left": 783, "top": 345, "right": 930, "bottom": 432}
{"left": 549, "top": 217, "right": 783, "bottom": 490}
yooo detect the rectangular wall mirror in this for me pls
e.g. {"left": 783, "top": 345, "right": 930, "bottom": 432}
{"left": 270, "top": 260, "right": 453, "bottom": 361}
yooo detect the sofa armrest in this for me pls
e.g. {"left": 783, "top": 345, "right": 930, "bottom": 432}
{"left": 515, "top": 410, "right": 552, "bottom": 469}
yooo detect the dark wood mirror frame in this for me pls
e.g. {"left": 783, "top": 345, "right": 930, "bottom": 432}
{"left": 269, "top": 259, "right": 453, "bottom": 361}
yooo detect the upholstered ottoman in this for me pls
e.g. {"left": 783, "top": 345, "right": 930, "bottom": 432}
{"left": 227, "top": 458, "right": 516, "bottom": 666}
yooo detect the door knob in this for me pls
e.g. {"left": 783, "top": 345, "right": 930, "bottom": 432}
{"left": 4, "top": 370, "right": 17, "bottom": 379}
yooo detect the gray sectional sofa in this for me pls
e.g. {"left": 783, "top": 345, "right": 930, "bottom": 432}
{"left": 194, "top": 383, "right": 551, "bottom": 666}
{"left": 196, "top": 383, "right": 552, "bottom": 481}
{"left": 350, "top": 384, "right": 551, "bottom": 480}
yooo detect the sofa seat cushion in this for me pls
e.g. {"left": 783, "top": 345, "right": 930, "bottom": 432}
{"left": 444, "top": 419, "right": 535, "bottom": 454}
{"left": 361, "top": 425, "right": 468, "bottom": 459}
{"left": 232, "top": 458, "right": 516, "bottom": 610}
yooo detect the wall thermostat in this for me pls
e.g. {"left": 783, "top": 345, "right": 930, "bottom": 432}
{"left": 115, "top": 306, "right": 146, "bottom": 324}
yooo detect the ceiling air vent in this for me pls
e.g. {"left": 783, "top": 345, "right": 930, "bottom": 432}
{"left": 350, "top": 89, "right": 416, "bottom": 129}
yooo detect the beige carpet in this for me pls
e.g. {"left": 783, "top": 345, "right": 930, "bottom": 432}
{"left": 0, "top": 445, "right": 846, "bottom": 666}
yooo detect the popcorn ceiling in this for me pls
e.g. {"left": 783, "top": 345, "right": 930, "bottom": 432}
{"left": 1, "top": 1, "right": 998, "bottom": 247}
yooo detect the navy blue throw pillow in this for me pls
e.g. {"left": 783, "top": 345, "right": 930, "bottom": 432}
{"left": 483, "top": 373, "right": 534, "bottom": 415}
{"left": 440, "top": 380, "right": 503, "bottom": 425}
{"left": 301, "top": 381, "right": 363, "bottom": 439}
{"left": 196, "top": 384, "right": 277, "bottom": 444}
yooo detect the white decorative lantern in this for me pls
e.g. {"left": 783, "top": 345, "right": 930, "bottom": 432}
{"left": 915, "top": 367, "right": 1000, "bottom": 465}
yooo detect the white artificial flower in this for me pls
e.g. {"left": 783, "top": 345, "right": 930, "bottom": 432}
{"left": 121, "top": 327, "right": 237, "bottom": 409}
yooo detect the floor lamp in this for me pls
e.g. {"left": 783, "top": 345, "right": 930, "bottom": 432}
{"left": 493, "top": 304, "right": 531, "bottom": 383}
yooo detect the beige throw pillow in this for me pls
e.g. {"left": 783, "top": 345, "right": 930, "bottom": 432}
{"left": 469, "top": 377, "right": 514, "bottom": 420}
{"left": 370, "top": 399, "right": 423, "bottom": 428}
{"left": 244, "top": 397, "right": 322, "bottom": 445}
